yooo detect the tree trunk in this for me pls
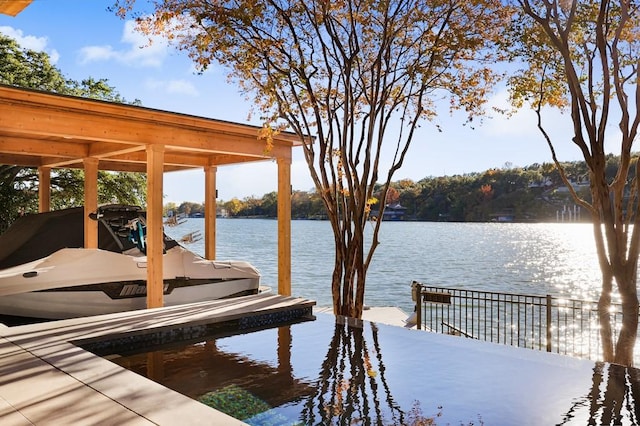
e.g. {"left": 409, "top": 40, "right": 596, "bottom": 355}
{"left": 614, "top": 272, "right": 639, "bottom": 366}
{"left": 597, "top": 215, "right": 640, "bottom": 366}
{"left": 597, "top": 276, "right": 614, "bottom": 362}
{"left": 331, "top": 225, "right": 368, "bottom": 319}
{"left": 332, "top": 251, "right": 344, "bottom": 315}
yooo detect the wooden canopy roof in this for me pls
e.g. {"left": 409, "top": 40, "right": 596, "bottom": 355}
{"left": 0, "top": 84, "right": 301, "bottom": 305}
{"left": 0, "top": 0, "right": 32, "bottom": 17}
{"left": 0, "top": 84, "right": 301, "bottom": 172}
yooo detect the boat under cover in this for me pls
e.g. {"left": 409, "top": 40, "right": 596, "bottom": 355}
{"left": 0, "top": 205, "right": 261, "bottom": 320}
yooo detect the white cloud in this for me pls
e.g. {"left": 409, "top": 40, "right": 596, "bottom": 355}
{"left": 78, "top": 19, "right": 168, "bottom": 68}
{"left": 479, "top": 89, "right": 537, "bottom": 137}
{"left": 0, "top": 26, "right": 59, "bottom": 64}
{"left": 78, "top": 45, "right": 118, "bottom": 63}
{"left": 479, "top": 88, "right": 576, "bottom": 143}
{"left": 145, "top": 78, "right": 199, "bottom": 97}
{"left": 165, "top": 80, "right": 199, "bottom": 96}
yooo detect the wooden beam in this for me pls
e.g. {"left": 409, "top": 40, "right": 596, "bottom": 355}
{"left": 0, "top": 101, "right": 294, "bottom": 158}
{"left": 204, "top": 165, "right": 217, "bottom": 260}
{"left": 79, "top": 160, "right": 149, "bottom": 173}
{"left": 209, "top": 153, "right": 275, "bottom": 166}
{"left": 0, "top": 153, "right": 43, "bottom": 167}
{"left": 100, "top": 151, "right": 272, "bottom": 169}
{"left": 146, "top": 144, "right": 165, "bottom": 309}
{"left": 89, "top": 141, "right": 146, "bottom": 158}
{"left": 277, "top": 157, "right": 292, "bottom": 296}
{"left": 0, "top": 137, "right": 88, "bottom": 158}
{"left": 103, "top": 150, "right": 210, "bottom": 167}
{"left": 83, "top": 158, "right": 99, "bottom": 249}
{"left": 38, "top": 166, "right": 50, "bottom": 213}
{"left": 41, "top": 157, "right": 83, "bottom": 168}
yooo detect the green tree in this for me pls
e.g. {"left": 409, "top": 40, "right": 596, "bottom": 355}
{"left": 0, "top": 166, "right": 38, "bottom": 232}
{"left": 177, "top": 201, "right": 204, "bottom": 216}
{"left": 0, "top": 33, "right": 146, "bottom": 229}
{"left": 163, "top": 202, "right": 178, "bottom": 217}
{"left": 0, "top": 167, "right": 147, "bottom": 232}
{"left": 509, "top": 0, "right": 640, "bottom": 366}
{"left": 291, "top": 190, "right": 313, "bottom": 219}
{"left": 0, "top": 35, "right": 66, "bottom": 91}
{"left": 222, "top": 198, "right": 244, "bottom": 216}
{"left": 260, "top": 191, "right": 278, "bottom": 217}
{"left": 66, "top": 77, "right": 142, "bottom": 105}
{"left": 241, "top": 196, "right": 262, "bottom": 217}
{"left": 115, "top": 0, "right": 508, "bottom": 318}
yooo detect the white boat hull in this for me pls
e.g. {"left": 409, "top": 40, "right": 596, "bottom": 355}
{"left": 0, "top": 280, "right": 256, "bottom": 319}
{"left": 0, "top": 246, "right": 260, "bottom": 320}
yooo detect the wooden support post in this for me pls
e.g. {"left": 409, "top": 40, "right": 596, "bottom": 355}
{"left": 83, "top": 158, "right": 99, "bottom": 249}
{"left": 277, "top": 157, "right": 292, "bottom": 296}
{"left": 38, "top": 166, "right": 51, "bottom": 213}
{"left": 204, "top": 165, "right": 217, "bottom": 260}
{"left": 146, "top": 144, "right": 165, "bottom": 309}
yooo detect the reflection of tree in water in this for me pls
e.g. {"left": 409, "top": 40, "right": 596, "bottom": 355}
{"left": 300, "top": 317, "right": 411, "bottom": 425}
{"left": 558, "top": 362, "right": 640, "bottom": 424}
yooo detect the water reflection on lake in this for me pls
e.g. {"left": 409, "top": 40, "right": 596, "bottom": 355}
{"left": 108, "top": 314, "right": 640, "bottom": 425}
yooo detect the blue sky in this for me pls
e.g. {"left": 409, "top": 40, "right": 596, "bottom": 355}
{"left": 0, "top": 0, "right": 585, "bottom": 204}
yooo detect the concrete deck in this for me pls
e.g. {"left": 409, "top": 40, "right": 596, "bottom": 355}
{"left": 0, "top": 293, "right": 315, "bottom": 425}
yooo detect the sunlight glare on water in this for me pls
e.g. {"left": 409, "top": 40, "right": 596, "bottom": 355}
{"left": 500, "top": 223, "right": 602, "bottom": 300}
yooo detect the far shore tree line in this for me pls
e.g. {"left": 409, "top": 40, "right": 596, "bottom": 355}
{"left": 166, "top": 155, "right": 627, "bottom": 223}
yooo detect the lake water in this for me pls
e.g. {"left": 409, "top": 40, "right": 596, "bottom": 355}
{"left": 165, "top": 219, "right": 605, "bottom": 314}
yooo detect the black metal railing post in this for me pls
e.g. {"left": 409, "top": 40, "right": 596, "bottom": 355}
{"left": 546, "top": 294, "right": 552, "bottom": 352}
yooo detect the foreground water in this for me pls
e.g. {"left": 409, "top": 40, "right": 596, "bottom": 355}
{"left": 110, "top": 313, "right": 639, "bottom": 425}
{"left": 165, "top": 219, "right": 604, "bottom": 314}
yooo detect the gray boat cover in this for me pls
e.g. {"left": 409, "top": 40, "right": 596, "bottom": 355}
{"left": 0, "top": 206, "right": 177, "bottom": 270}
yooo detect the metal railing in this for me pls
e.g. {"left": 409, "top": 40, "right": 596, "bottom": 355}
{"left": 411, "top": 281, "right": 630, "bottom": 362}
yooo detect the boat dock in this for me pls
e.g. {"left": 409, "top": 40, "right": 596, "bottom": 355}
{"left": 0, "top": 294, "right": 316, "bottom": 425}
